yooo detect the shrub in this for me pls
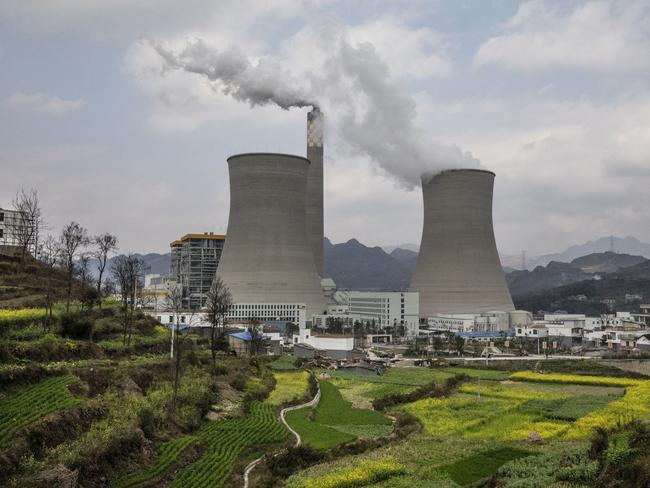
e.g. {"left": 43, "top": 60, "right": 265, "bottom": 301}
{"left": 60, "top": 313, "right": 94, "bottom": 340}
{"left": 230, "top": 372, "right": 248, "bottom": 391}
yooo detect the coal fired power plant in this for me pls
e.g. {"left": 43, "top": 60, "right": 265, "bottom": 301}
{"left": 409, "top": 169, "right": 515, "bottom": 318}
{"left": 215, "top": 153, "right": 326, "bottom": 319}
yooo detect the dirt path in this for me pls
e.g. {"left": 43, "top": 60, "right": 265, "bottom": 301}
{"left": 243, "top": 384, "right": 321, "bottom": 487}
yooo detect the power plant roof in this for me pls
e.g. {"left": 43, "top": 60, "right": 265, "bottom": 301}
{"left": 227, "top": 152, "right": 310, "bottom": 164}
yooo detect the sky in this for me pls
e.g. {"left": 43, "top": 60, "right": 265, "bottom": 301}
{"left": 1, "top": 0, "right": 649, "bottom": 257}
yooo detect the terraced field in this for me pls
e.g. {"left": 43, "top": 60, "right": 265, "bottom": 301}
{"left": 0, "top": 375, "right": 82, "bottom": 448}
{"left": 170, "top": 401, "right": 287, "bottom": 487}
{"left": 112, "top": 434, "right": 200, "bottom": 488}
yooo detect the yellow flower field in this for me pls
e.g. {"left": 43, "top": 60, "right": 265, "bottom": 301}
{"left": 0, "top": 307, "right": 46, "bottom": 325}
{"left": 288, "top": 457, "right": 405, "bottom": 488}
{"left": 509, "top": 371, "right": 644, "bottom": 388}
{"left": 564, "top": 380, "right": 650, "bottom": 439}
{"left": 267, "top": 371, "right": 311, "bottom": 406}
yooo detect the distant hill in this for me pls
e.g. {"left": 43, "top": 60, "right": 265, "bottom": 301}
{"left": 571, "top": 252, "right": 646, "bottom": 274}
{"left": 506, "top": 261, "right": 593, "bottom": 298}
{"left": 506, "top": 252, "right": 648, "bottom": 298}
{"left": 501, "top": 236, "right": 650, "bottom": 270}
{"left": 324, "top": 238, "right": 411, "bottom": 291}
{"left": 513, "top": 263, "right": 650, "bottom": 316}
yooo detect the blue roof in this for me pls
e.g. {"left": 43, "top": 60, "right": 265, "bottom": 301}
{"left": 229, "top": 331, "right": 253, "bottom": 341}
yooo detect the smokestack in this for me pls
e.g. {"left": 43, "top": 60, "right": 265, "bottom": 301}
{"left": 306, "top": 107, "right": 324, "bottom": 277}
{"left": 216, "top": 153, "right": 326, "bottom": 319}
{"left": 409, "top": 169, "right": 514, "bottom": 317}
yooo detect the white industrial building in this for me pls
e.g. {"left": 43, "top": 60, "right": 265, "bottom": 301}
{"left": 0, "top": 207, "right": 31, "bottom": 249}
{"left": 227, "top": 303, "right": 307, "bottom": 328}
{"left": 345, "top": 291, "right": 420, "bottom": 337}
{"left": 428, "top": 310, "right": 531, "bottom": 333}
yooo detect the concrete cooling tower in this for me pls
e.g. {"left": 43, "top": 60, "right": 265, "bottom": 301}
{"left": 409, "top": 169, "right": 514, "bottom": 317}
{"left": 216, "top": 153, "right": 326, "bottom": 318}
{"left": 306, "top": 108, "right": 324, "bottom": 277}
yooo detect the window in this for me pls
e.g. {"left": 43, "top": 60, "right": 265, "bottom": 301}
{"left": 169, "top": 316, "right": 173, "bottom": 323}
{"left": 533, "top": 330, "right": 538, "bottom": 335}
{"left": 0, "top": 212, "right": 3, "bottom": 222}
{"left": 181, "top": 316, "right": 186, "bottom": 323}
{"left": 0, "top": 229, "right": 3, "bottom": 238}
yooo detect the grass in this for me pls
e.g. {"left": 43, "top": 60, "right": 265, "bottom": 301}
{"left": 0, "top": 375, "right": 83, "bottom": 448}
{"left": 267, "top": 371, "right": 310, "bottom": 406}
{"left": 269, "top": 355, "right": 298, "bottom": 371}
{"left": 440, "top": 447, "right": 533, "bottom": 485}
{"left": 285, "top": 381, "right": 391, "bottom": 450}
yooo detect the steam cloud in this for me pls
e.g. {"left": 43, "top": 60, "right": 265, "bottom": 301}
{"left": 152, "top": 29, "right": 479, "bottom": 187}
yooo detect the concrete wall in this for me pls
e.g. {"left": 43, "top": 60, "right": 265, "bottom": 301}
{"left": 410, "top": 169, "right": 514, "bottom": 317}
{"left": 216, "top": 153, "right": 326, "bottom": 319}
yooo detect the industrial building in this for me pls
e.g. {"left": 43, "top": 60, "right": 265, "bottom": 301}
{"left": 409, "top": 169, "right": 514, "bottom": 317}
{"left": 215, "top": 153, "right": 326, "bottom": 320}
{"left": 170, "top": 232, "right": 225, "bottom": 309}
{"left": 226, "top": 303, "right": 307, "bottom": 328}
{"left": 346, "top": 291, "right": 419, "bottom": 337}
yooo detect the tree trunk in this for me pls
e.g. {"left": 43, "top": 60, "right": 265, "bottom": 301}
{"left": 210, "top": 323, "right": 217, "bottom": 372}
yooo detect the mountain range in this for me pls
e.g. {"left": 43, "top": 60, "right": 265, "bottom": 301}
{"left": 89, "top": 236, "right": 650, "bottom": 296}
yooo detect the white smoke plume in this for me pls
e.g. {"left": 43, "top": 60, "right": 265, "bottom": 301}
{"left": 151, "top": 27, "right": 479, "bottom": 188}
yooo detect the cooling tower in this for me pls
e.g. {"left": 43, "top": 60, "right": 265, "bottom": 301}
{"left": 409, "top": 169, "right": 514, "bottom": 317}
{"left": 216, "top": 153, "right": 326, "bottom": 319}
{"left": 306, "top": 108, "right": 324, "bottom": 277}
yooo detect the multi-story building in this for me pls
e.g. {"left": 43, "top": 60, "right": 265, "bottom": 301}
{"left": 0, "top": 207, "right": 31, "bottom": 250}
{"left": 345, "top": 291, "right": 420, "bottom": 337}
{"left": 170, "top": 232, "right": 225, "bottom": 309}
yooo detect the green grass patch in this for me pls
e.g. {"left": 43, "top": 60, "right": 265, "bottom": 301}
{"left": 270, "top": 355, "right": 298, "bottom": 371}
{"left": 440, "top": 447, "right": 533, "bottom": 485}
{"left": 285, "top": 408, "right": 356, "bottom": 449}
{"left": 285, "top": 381, "right": 391, "bottom": 450}
{"left": 0, "top": 375, "right": 83, "bottom": 448}
{"left": 267, "top": 371, "right": 310, "bottom": 406}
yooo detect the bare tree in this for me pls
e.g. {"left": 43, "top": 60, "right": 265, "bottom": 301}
{"left": 40, "top": 234, "right": 60, "bottom": 331}
{"left": 110, "top": 253, "right": 143, "bottom": 346}
{"left": 59, "top": 222, "right": 89, "bottom": 311}
{"left": 165, "top": 283, "right": 189, "bottom": 410}
{"left": 204, "top": 276, "right": 233, "bottom": 371}
{"left": 40, "top": 235, "right": 59, "bottom": 267}
{"left": 77, "top": 252, "right": 93, "bottom": 287}
{"left": 92, "top": 233, "right": 118, "bottom": 305}
{"left": 248, "top": 317, "right": 266, "bottom": 356}
{"left": 10, "top": 188, "right": 44, "bottom": 264}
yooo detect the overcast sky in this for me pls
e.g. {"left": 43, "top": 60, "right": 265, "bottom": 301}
{"left": 1, "top": 0, "right": 649, "bottom": 257}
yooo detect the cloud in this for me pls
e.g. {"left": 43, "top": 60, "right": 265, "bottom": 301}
{"left": 6, "top": 91, "right": 85, "bottom": 116}
{"left": 474, "top": 0, "right": 650, "bottom": 72}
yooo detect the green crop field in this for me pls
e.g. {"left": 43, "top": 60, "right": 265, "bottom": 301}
{"left": 285, "top": 381, "right": 392, "bottom": 450}
{"left": 269, "top": 355, "right": 299, "bottom": 371}
{"left": 267, "top": 370, "right": 310, "bottom": 406}
{"left": 112, "top": 435, "right": 200, "bottom": 488}
{"left": 440, "top": 447, "right": 532, "bottom": 485}
{"left": 0, "top": 375, "right": 83, "bottom": 448}
{"left": 170, "top": 401, "right": 287, "bottom": 487}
